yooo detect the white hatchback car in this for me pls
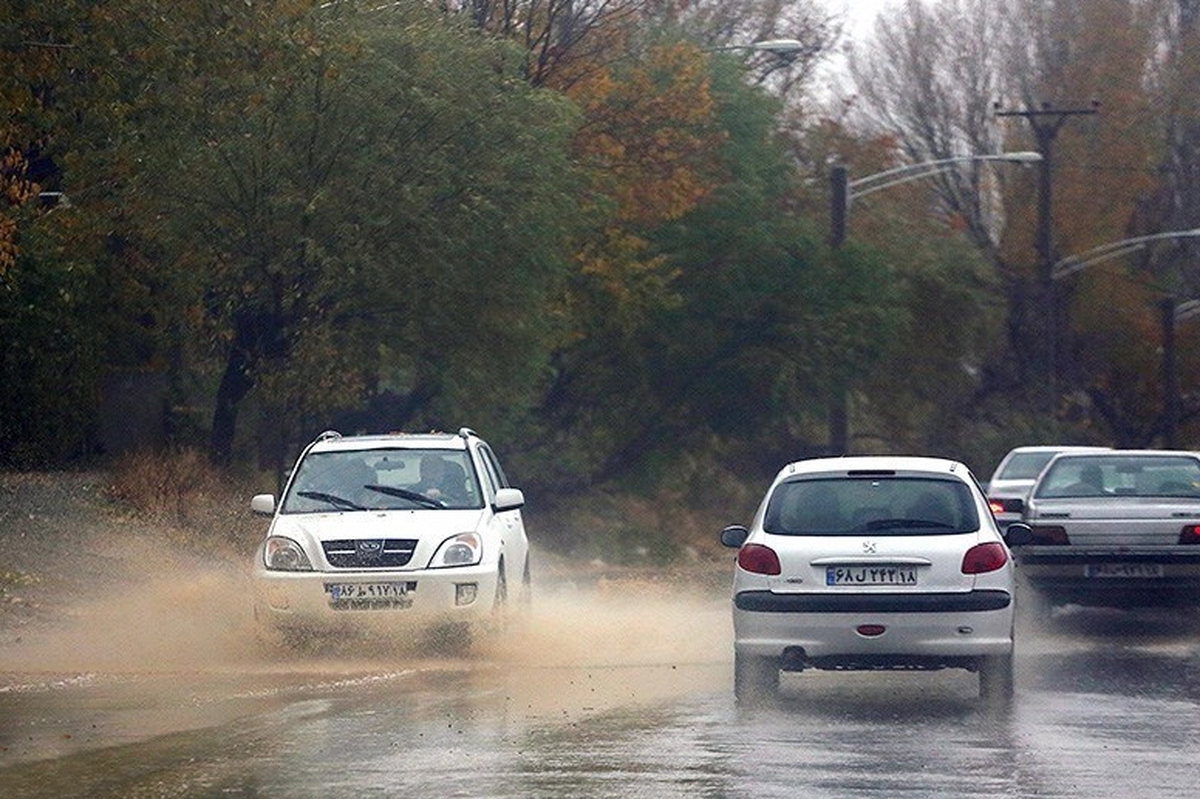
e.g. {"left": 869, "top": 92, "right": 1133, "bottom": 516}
{"left": 721, "top": 456, "right": 1028, "bottom": 705}
{"left": 251, "top": 427, "right": 530, "bottom": 650}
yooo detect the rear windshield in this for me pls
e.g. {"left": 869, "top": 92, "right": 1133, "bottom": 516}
{"left": 763, "top": 476, "right": 980, "bottom": 536}
{"left": 995, "top": 451, "right": 1057, "bottom": 481}
{"left": 1033, "top": 454, "right": 1200, "bottom": 499}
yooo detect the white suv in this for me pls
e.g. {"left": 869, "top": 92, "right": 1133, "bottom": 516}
{"left": 721, "top": 456, "right": 1027, "bottom": 705}
{"left": 251, "top": 427, "right": 530, "bottom": 650}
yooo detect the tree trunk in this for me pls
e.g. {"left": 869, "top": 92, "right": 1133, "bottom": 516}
{"left": 209, "top": 343, "right": 254, "bottom": 467}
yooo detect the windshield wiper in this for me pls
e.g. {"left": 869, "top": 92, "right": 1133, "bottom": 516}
{"left": 296, "top": 490, "right": 364, "bottom": 510}
{"left": 364, "top": 484, "right": 445, "bottom": 509}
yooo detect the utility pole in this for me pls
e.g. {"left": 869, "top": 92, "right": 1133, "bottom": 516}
{"left": 994, "top": 101, "right": 1099, "bottom": 410}
{"left": 1161, "top": 298, "right": 1178, "bottom": 448}
{"left": 828, "top": 165, "right": 849, "bottom": 453}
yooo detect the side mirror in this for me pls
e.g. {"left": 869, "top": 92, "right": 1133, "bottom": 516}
{"left": 494, "top": 487, "right": 525, "bottom": 512}
{"left": 250, "top": 494, "right": 276, "bottom": 515}
{"left": 720, "top": 524, "right": 750, "bottom": 548}
{"left": 1003, "top": 522, "right": 1034, "bottom": 547}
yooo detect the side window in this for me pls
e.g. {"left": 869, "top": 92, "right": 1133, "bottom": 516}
{"left": 477, "top": 445, "right": 508, "bottom": 491}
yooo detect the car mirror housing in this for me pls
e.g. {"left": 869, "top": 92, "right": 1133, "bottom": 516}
{"left": 250, "top": 494, "right": 276, "bottom": 515}
{"left": 493, "top": 487, "right": 525, "bottom": 512}
{"left": 1003, "top": 522, "right": 1034, "bottom": 547}
{"left": 720, "top": 525, "right": 750, "bottom": 548}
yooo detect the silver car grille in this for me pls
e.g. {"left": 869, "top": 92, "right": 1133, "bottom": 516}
{"left": 322, "top": 539, "right": 417, "bottom": 568}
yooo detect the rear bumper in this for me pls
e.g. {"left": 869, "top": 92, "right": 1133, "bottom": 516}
{"left": 735, "top": 589, "right": 1012, "bottom": 613}
{"left": 731, "top": 590, "right": 1015, "bottom": 665}
{"left": 1013, "top": 546, "right": 1200, "bottom": 606}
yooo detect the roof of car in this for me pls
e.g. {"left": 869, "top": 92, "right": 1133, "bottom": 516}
{"left": 998, "top": 445, "right": 1110, "bottom": 457}
{"left": 1045, "top": 449, "right": 1200, "bottom": 461}
{"left": 780, "top": 455, "right": 971, "bottom": 478}
{"left": 306, "top": 428, "right": 478, "bottom": 453}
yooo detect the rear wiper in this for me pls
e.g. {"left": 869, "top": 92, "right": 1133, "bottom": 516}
{"left": 296, "top": 490, "right": 364, "bottom": 510}
{"left": 364, "top": 484, "right": 445, "bottom": 509}
{"left": 865, "top": 517, "right": 954, "bottom": 531}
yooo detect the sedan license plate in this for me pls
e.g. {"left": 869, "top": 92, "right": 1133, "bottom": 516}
{"left": 1084, "top": 563, "right": 1164, "bottom": 579}
{"left": 826, "top": 566, "right": 918, "bottom": 586}
{"left": 325, "top": 581, "right": 416, "bottom": 610}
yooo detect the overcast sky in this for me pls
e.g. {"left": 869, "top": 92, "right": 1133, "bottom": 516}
{"left": 825, "top": 0, "right": 890, "bottom": 40}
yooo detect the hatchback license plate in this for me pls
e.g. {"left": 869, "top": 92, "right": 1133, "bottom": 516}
{"left": 1084, "top": 563, "right": 1164, "bottom": 579}
{"left": 325, "top": 581, "right": 416, "bottom": 609}
{"left": 826, "top": 566, "right": 918, "bottom": 586}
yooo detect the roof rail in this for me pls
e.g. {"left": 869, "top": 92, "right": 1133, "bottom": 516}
{"left": 314, "top": 429, "right": 342, "bottom": 442}
{"left": 458, "top": 427, "right": 477, "bottom": 439}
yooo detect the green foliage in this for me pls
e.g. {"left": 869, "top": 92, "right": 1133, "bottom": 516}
{"left": 124, "top": 2, "right": 581, "bottom": 462}
{"left": 0, "top": 243, "right": 104, "bottom": 466}
{"left": 851, "top": 211, "right": 1004, "bottom": 454}
{"left": 526, "top": 51, "right": 906, "bottom": 486}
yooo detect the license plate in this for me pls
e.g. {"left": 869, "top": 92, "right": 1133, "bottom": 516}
{"left": 324, "top": 581, "right": 416, "bottom": 610}
{"left": 1084, "top": 564, "right": 1164, "bottom": 579}
{"left": 826, "top": 566, "right": 918, "bottom": 586}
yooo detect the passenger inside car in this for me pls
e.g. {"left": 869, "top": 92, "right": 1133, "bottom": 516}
{"left": 1061, "top": 464, "right": 1105, "bottom": 496}
{"left": 413, "top": 453, "right": 466, "bottom": 503}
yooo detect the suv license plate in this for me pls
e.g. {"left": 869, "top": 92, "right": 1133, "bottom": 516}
{"left": 325, "top": 581, "right": 416, "bottom": 609}
{"left": 1084, "top": 564, "right": 1163, "bottom": 578}
{"left": 826, "top": 566, "right": 918, "bottom": 586}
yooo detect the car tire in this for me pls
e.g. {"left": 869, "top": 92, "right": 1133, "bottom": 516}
{"left": 734, "top": 652, "right": 779, "bottom": 706}
{"left": 493, "top": 558, "right": 508, "bottom": 612}
{"left": 509, "top": 557, "right": 532, "bottom": 625}
{"left": 978, "top": 652, "right": 1014, "bottom": 703}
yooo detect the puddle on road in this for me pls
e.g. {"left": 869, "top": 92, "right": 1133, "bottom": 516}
{"left": 0, "top": 553, "right": 734, "bottom": 766}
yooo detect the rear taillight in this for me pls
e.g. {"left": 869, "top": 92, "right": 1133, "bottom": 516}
{"left": 987, "top": 497, "right": 1023, "bottom": 515}
{"left": 738, "top": 543, "right": 782, "bottom": 575}
{"left": 1179, "top": 525, "right": 1200, "bottom": 545}
{"left": 962, "top": 542, "right": 1008, "bottom": 574}
{"left": 1029, "top": 525, "right": 1070, "bottom": 545}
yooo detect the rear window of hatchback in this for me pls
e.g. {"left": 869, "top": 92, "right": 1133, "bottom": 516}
{"left": 763, "top": 476, "right": 980, "bottom": 536}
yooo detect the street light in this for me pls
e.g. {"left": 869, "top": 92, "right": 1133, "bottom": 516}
{"left": 713, "top": 38, "right": 809, "bottom": 58}
{"left": 1052, "top": 229, "right": 1200, "bottom": 279}
{"left": 824, "top": 151, "right": 1043, "bottom": 452}
{"left": 830, "top": 152, "right": 1042, "bottom": 247}
{"left": 1051, "top": 228, "right": 1200, "bottom": 447}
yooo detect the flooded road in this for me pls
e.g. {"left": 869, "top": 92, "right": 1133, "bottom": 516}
{"left": 2, "top": 573, "right": 1200, "bottom": 798}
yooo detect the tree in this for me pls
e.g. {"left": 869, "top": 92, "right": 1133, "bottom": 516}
{"left": 842, "top": 0, "right": 1171, "bottom": 450}
{"left": 0, "top": 0, "right": 173, "bottom": 465}
{"left": 131, "top": 2, "right": 580, "bottom": 465}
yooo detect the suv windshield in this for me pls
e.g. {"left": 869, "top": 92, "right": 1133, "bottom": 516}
{"left": 763, "top": 476, "right": 979, "bottom": 536}
{"left": 282, "top": 448, "right": 483, "bottom": 512}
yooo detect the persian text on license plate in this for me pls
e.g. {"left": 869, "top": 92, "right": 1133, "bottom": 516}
{"left": 826, "top": 566, "right": 918, "bottom": 586}
{"left": 325, "top": 581, "right": 417, "bottom": 610}
{"left": 1084, "top": 563, "right": 1164, "bottom": 579}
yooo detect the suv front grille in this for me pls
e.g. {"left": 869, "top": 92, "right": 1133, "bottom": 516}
{"left": 322, "top": 539, "right": 418, "bottom": 568}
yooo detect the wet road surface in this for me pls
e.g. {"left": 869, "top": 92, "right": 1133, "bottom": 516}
{"left": 2, "top": 580, "right": 1199, "bottom": 798}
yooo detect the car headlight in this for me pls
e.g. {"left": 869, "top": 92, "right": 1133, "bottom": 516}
{"left": 263, "top": 536, "right": 313, "bottom": 571}
{"left": 428, "top": 532, "right": 483, "bottom": 568}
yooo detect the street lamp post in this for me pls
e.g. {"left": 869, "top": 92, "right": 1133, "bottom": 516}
{"left": 825, "top": 151, "right": 1043, "bottom": 452}
{"left": 713, "top": 38, "right": 808, "bottom": 58}
{"left": 1051, "top": 229, "right": 1200, "bottom": 447}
